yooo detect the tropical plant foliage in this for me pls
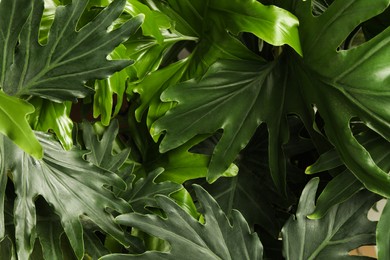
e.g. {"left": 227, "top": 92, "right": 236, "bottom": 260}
{"left": 0, "top": 0, "right": 389, "bottom": 259}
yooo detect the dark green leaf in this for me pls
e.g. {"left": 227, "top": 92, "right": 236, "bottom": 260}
{"left": 282, "top": 178, "right": 378, "bottom": 259}
{"left": 1, "top": 0, "right": 143, "bottom": 101}
{"left": 103, "top": 185, "right": 263, "bottom": 259}
{"left": 153, "top": 59, "right": 289, "bottom": 188}
{"left": 83, "top": 120, "right": 130, "bottom": 172}
{"left": 1, "top": 133, "right": 132, "bottom": 259}
{"left": 121, "top": 168, "right": 182, "bottom": 214}
{"left": 289, "top": 0, "right": 390, "bottom": 197}
{"left": 377, "top": 200, "right": 390, "bottom": 259}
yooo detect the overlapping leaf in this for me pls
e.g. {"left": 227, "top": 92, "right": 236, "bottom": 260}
{"left": 29, "top": 98, "right": 74, "bottom": 150}
{"left": 152, "top": 59, "right": 293, "bottom": 187}
{"left": 0, "top": 91, "right": 42, "bottom": 158}
{"left": 282, "top": 178, "right": 378, "bottom": 259}
{"left": 0, "top": 0, "right": 143, "bottom": 101}
{"left": 130, "top": 0, "right": 301, "bottom": 130}
{"left": 289, "top": 0, "right": 390, "bottom": 197}
{"left": 0, "top": 133, "right": 133, "bottom": 259}
{"left": 306, "top": 130, "right": 390, "bottom": 219}
{"left": 102, "top": 185, "right": 263, "bottom": 259}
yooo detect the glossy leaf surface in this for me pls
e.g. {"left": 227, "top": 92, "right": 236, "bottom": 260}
{"left": 103, "top": 185, "right": 263, "bottom": 259}
{"left": 0, "top": 0, "right": 143, "bottom": 101}
{"left": 282, "top": 178, "right": 378, "bottom": 259}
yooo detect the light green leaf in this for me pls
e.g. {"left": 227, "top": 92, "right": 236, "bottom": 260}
{"left": 0, "top": 91, "right": 42, "bottom": 158}
{"left": 0, "top": 0, "right": 143, "bottom": 101}
{"left": 93, "top": 45, "right": 130, "bottom": 126}
{"left": 282, "top": 178, "right": 378, "bottom": 259}
{"left": 102, "top": 185, "right": 263, "bottom": 259}
{"left": 377, "top": 200, "right": 390, "bottom": 259}
{"left": 29, "top": 98, "right": 73, "bottom": 150}
{"left": 209, "top": 0, "right": 302, "bottom": 55}
{"left": 1, "top": 133, "right": 134, "bottom": 259}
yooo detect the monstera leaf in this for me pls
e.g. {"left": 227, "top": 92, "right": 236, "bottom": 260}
{"left": 0, "top": 133, "right": 134, "bottom": 259}
{"left": 0, "top": 0, "right": 143, "bottom": 101}
{"left": 102, "top": 185, "right": 263, "bottom": 259}
{"left": 282, "top": 178, "right": 378, "bottom": 259}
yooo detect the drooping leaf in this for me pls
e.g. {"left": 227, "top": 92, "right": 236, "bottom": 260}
{"left": 282, "top": 178, "right": 378, "bottom": 259}
{"left": 377, "top": 200, "right": 390, "bottom": 259}
{"left": 0, "top": 0, "right": 143, "bottom": 101}
{"left": 29, "top": 98, "right": 73, "bottom": 150}
{"left": 0, "top": 91, "right": 42, "bottom": 158}
{"left": 102, "top": 185, "right": 263, "bottom": 259}
{"left": 1, "top": 132, "right": 135, "bottom": 259}
{"left": 288, "top": 0, "right": 390, "bottom": 197}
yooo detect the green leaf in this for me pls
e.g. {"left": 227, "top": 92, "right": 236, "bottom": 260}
{"left": 307, "top": 171, "right": 364, "bottom": 220}
{"left": 0, "top": 91, "right": 42, "bottom": 158}
{"left": 152, "top": 59, "right": 289, "bottom": 187}
{"left": 307, "top": 130, "right": 390, "bottom": 219}
{"left": 125, "top": 0, "right": 171, "bottom": 44}
{"left": 102, "top": 185, "right": 263, "bottom": 259}
{"left": 93, "top": 45, "right": 131, "bottom": 126}
{"left": 377, "top": 200, "right": 390, "bottom": 259}
{"left": 289, "top": 0, "right": 390, "bottom": 197}
{"left": 209, "top": 0, "right": 302, "bottom": 55}
{"left": 83, "top": 120, "right": 130, "bottom": 172}
{"left": 1, "top": 133, "right": 133, "bottom": 259}
{"left": 282, "top": 178, "right": 378, "bottom": 259}
{"left": 121, "top": 168, "right": 182, "bottom": 214}
{"left": 29, "top": 98, "right": 73, "bottom": 150}
{"left": 0, "top": 0, "right": 143, "bottom": 101}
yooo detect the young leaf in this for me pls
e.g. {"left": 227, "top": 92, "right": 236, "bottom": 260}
{"left": 282, "top": 178, "right": 378, "bottom": 259}
{"left": 1, "top": 132, "right": 133, "bottom": 259}
{"left": 29, "top": 98, "right": 73, "bottom": 150}
{"left": 103, "top": 185, "right": 263, "bottom": 259}
{"left": 0, "top": 0, "right": 143, "bottom": 101}
{"left": 0, "top": 91, "right": 42, "bottom": 158}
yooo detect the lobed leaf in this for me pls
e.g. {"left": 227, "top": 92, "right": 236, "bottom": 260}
{"left": 0, "top": 0, "right": 143, "bottom": 102}
{"left": 0, "top": 133, "right": 133, "bottom": 259}
{"left": 282, "top": 178, "right": 378, "bottom": 259}
{"left": 102, "top": 185, "right": 263, "bottom": 259}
